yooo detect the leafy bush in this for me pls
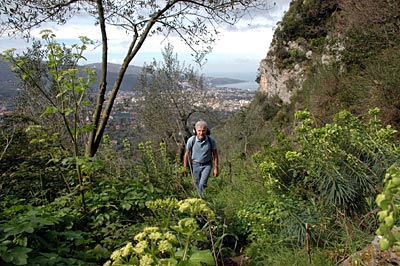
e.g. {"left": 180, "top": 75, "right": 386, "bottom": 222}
{"left": 291, "top": 108, "right": 398, "bottom": 213}
{"left": 0, "top": 198, "right": 95, "bottom": 265}
{"left": 234, "top": 108, "right": 399, "bottom": 264}
{"left": 0, "top": 171, "right": 161, "bottom": 265}
{"left": 1, "top": 137, "right": 189, "bottom": 265}
{"left": 0, "top": 123, "right": 73, "bottom": 208}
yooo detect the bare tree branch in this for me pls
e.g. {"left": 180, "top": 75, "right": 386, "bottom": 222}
{"left": 1, "top": 0, "right": 273, "bottom": 157}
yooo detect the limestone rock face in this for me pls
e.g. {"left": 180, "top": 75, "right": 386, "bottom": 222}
{"left": 258, "top": 57, "right": 305, "bottom": 104}
{"left": 256, "top": 0, "right": 343, "bottom": 104}
{"left": 341, "top": 236, "right": 400, "bottom": 266}
{"left": 257, "top": 38, "right": 341, "bottom": 104}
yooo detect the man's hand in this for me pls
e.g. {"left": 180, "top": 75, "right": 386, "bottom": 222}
{"left": 213, "top": 167, "right": 219, "bottom": 177}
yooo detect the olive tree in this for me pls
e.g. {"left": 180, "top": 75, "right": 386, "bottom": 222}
{"left": 137, "top": 43, "right": 211, "bottom": 157}
{"left": 0, "top": 0, "right": 273, "bottom": 157}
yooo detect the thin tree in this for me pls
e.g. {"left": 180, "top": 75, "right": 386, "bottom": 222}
{"left": 0, "top": 0, "right": 273, "bottom": 157}
{"left": 137, "top": 43, "right": 210, "bottom": 156}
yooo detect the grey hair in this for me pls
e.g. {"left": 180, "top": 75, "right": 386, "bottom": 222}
{"left": 195, "top": 120, "right": 208, "bottom": 129}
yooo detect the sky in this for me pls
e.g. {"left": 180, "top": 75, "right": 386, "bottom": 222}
{"left": 0, "top": 1, "right": 291, "bottom": 80}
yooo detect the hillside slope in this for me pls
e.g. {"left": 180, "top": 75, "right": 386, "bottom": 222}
{"left": 0, "top": 60, "right": 19, "bottom": 99}
{"left": 0, "top": 60, "right": 246, "bottom": 99}
{"left": 258, "top": 0, "right": 400, "bottom": 125}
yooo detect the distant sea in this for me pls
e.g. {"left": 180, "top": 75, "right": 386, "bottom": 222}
{"left": 216, "top": 81, "right": 259, "bottom": 91}
{"left": 206, "top": 72, "right": 260, "bottom": 91}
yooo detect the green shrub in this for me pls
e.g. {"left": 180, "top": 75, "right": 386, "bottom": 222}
{"left": 0, "top": 198, "right": 95, "bottom": 265}
{"left": 375, "top": 163, "right": 400, "bottom": 250}
{"left": 232, "top": 108, "right": 399, "bottom": 264}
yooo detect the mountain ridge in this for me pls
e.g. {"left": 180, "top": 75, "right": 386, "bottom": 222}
{"left": 0, "top": 60, "right": 248, "bottom": 99}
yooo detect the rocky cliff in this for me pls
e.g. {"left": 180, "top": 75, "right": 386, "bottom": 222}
{"left": 258, "top": 0, "right": 400, "bottom": 103}
{"left": 258, "top": 0, "right": 341, "bottom": 103}
{"left": 258, "top": 41, "right": 309, "bottom": 103}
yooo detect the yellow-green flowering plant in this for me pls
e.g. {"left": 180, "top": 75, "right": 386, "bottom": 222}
{"left": 375, "top": 164, "right": 400, "bottom": 251}
{"left": 105, "top": 198, "right": 216, "bottom": 266}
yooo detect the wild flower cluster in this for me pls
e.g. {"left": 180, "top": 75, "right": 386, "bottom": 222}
{"left": 105, "top": 198, "right": 216, "bottom": 266}
{"left": 104, "top": 226, "right": 178, "bottom": 266}
{"left": 177, "top": 198, "right": 215, "bottom": 218}
{"left": 146, "top": 197, "right": 215, "bottom": 219}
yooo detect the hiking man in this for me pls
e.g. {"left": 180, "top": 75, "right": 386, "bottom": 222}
{"left": 183, "top": 120, "right": 219, "bottom": 198}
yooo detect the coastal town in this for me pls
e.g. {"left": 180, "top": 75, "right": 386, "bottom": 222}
{"left": 0, "top": 82, "right": 257, "bottom": 120}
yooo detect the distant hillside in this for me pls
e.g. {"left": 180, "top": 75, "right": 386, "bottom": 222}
{"left": 0, "top": 60, "right": 19, "bottom": 98}
{"left": 85, "top": 63, "right": 142, "bottom": 75}
{"left": 0, "top": 60, "right": 247, "bottom": 99}
{"left": 85, "top": 63, "right": 141, "bottom": 92}
{"left": 85, "top": 63, "right": 246, "bottom": 87}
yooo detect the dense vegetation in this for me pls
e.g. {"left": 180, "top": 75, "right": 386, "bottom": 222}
{"left": 3, "top": 103, "right": 400, "bottom": 265}
{"left": 1, "top": 0, "right": 400, "bottom": 265}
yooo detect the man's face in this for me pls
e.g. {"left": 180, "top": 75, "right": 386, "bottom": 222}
{"left": 196, "top": 125, "right": 207, "bottom": 140}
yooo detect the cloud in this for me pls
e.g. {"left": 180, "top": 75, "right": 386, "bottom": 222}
{"left": 0, "top": 0, "right": 291, "bottom": 76}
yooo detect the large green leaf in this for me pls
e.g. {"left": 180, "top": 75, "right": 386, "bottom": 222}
{"left": 4, "top": 247, "right": 32, "bottom": 265}
{"left": 189, "top": 250, "right": 215, "bottom": 266}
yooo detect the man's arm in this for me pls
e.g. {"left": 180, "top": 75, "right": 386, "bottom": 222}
{"left": 183, "top": 149, "right": 190, "bottom": 170}
{"left": 212, "top": 149, "right": 219, "bottom": 177}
